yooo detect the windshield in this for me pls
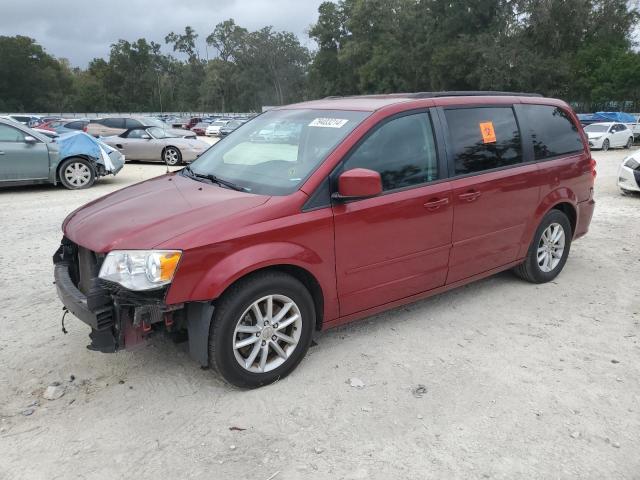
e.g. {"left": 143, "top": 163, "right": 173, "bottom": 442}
{"left": 148, "top": 127, "right": 173, "bottom": 139}
{"left": 584, "top": 124, "right": 610, "bottom": 133}
{"left": 212, "top": 121, "right": 227, "bottom": 126}
{"left": 187, "top": 109, "right": 370, "bottom": 195}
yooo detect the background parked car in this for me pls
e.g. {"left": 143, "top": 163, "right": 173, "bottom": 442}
{"left": 183, "top": 117, "right": 203, "bottom": 130}
{"left": 102, "top": 126, "right": 209, "bottom": 165}
{"left": 618, "top": 152, "right": 640, "bottom": 194}
{"left": 44, "top": 119, "right": 90, "bottom": 135}
{"left": 5, "top": 115, "right": 36, "bottom": 125}
{"left": 191, "top": 121, "right": 211, "bottom": 136}
{"left": 205, "top": 119, "right": 231, "bottom": 136}
{"left": 218, "top": 119, "right": 244, "bottom": 137}
{"left": 0, "top": 119, "right": 123, "bottom": 189}
{"left": 31, "top": 116, "right": 61, "bottom": 128}
{"left": 85, "top": 116, "right": 195, "bottom": 139}
{"left": 584, "top": 122, "right": 634, "bottom": 150}
{"left": 33, "top": 128, "right": 59, "bottom": 139}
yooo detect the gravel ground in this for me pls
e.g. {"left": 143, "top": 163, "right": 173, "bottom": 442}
{"left": 0, "top": 146, "right": 638, "bottom": 480}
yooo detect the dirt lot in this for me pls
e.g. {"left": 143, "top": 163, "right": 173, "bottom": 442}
{"left": 0, "top": 146, "right": 638, "bottom": 480}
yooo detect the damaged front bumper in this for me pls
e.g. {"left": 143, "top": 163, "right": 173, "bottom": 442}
{"left": 52, "top": 238, "right": 182, "bottom": 353}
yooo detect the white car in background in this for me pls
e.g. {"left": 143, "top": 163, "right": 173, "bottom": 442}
{"left": 584, "top": 122, "right": 634, "bottom": 151}
{"left": 205, "top": 119, "right": 230, "bottom": 137}
{"left": 618, "top": 152, "right": 640, "bottom": 194}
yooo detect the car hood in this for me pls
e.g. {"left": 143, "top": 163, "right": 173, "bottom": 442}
{"left": 63, "top": 172, "right": 270, "bottom": 252}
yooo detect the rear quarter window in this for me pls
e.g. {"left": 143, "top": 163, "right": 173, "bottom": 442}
{"left": 519, "top": 105, "right": 584, "bottom": 160}
{"left": 444, "top": 107, "right": 522, "bottom": 175}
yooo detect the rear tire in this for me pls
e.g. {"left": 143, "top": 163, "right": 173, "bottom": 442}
{"left": 58, "top": 157, "right": 96, "bottom": 189}
{"left": 208, "top": 271, "right": 315, "bottom": 388}
{"left": 513, "top": 209, "right": 572, "bottom": 283}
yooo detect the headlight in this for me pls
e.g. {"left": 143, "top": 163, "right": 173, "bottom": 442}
{"left": 591, "top": 136, "right": 602, "bottom": 140}
{"left": 625, "top": 157, "right": 640, "bottom": 170}
{"left": 99, "top": 250, "right": 182, "bottom": 290}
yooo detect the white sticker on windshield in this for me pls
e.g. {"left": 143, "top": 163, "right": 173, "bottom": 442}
{"left": 308, "top": 118, "right": 349, "bottom": 128}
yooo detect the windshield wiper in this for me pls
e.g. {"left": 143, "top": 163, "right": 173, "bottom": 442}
{"left": 183, "top": 165, "right": 249, "bottom": 192}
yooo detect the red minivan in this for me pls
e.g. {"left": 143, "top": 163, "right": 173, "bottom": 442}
{"left": 54, "top": 92, "right": 596, "bottom": 388}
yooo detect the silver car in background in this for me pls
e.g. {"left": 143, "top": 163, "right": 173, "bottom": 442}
{"left": 102, "top": 126, "right": 210, "bottom": 165}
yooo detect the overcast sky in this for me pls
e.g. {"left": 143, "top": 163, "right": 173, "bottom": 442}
{"left": 1, "top": 0, "right": 328, "bottom": 67}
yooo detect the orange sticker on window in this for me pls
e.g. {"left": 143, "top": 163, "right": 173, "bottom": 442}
{"left": 479, "top": 121, "right": 497, "bottom": 144}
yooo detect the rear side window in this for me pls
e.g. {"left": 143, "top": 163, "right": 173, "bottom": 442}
{"left": 445, "top": 107, "right": 522, "bottom": 175}
{"left": 343, "top": 112, "right": 438, "bottom": 191}
{"left": 519, "top": 105, "right": 584, "bottom": 160}
{"left": 125, "top": 119, "right": 142, "bottom": 128}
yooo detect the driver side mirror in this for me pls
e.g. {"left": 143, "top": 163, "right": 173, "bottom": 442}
{"left": 141, "top": 134, "right": 151, "bottom": 140}
{"left": 333, "top": 168, "right": 383, "bottom": 201}
{"left": 24, "top": 135, "right": 37, "bottom": 144}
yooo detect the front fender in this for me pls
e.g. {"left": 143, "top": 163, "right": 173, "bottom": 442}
{"left": 165, "top": 241, "right": 336, "bottom": 317}
{"left": 517, "top": 187, "right": 578, "bottom": 258}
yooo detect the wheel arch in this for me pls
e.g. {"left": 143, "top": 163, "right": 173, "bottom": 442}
{"left": 216, "top": 264, "right": 325, "bottom": 331}
{"left": 518, "top": 188, "right": 578, "bottom": 258}
{"left": 56, "top": 155, "right": 97, "bottom": 182}
{"left": 183, "top": 262, "right": 326, "bottom": 368}
{"left": 162, "top": 145, "right": 182, "bottom": 159}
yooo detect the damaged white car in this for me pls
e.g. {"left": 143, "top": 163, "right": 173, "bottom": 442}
{"left": 618, "top": 152, "right": 640, "bottom": 194}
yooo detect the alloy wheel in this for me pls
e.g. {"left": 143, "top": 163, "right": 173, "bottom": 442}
{"left": 232, "top": 294, "right": 302, "bottom": 373}
{"left": 164, "top": 148, "right": 180, "bottom": 165}
{"left": 537, "top": 222, "right": 565, "bottom": 273}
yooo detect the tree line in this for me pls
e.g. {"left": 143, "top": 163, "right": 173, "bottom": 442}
{"left": 1, "top": 0, "right": 639, "bottom": 114}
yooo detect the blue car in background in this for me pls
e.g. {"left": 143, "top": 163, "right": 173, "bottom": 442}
{"left": 0, "top": 118, "right": 124, "bottom": 189}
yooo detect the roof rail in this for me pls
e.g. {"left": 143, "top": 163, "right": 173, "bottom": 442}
{"left": 323, "top": 91, "right": 543, "bottom": 100}
{"left": 408, "top": 91, "right": 543, "bottom": 98}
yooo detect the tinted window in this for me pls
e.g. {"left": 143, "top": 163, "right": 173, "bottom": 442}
{"left": 100, "top": 118, "right": 124, "bottom": 128}
{"left": 125, "top": 119, "right": 142, "bottom": 128}
{"left": 66, "top": 121, "right": 87, "bottom": 130}
{"left": 445, "top": 107, "right": 522, "bottom": 175}
{"left": 343, "top": 112, "right": 438, "bottom": 191}
{"left": 520, "top": 105, "right": 584, "bottom": 160}
{"left": 0, "top": 124, "right": 25, "bottom": 142}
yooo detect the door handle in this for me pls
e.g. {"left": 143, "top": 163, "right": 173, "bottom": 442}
{"left": 458, "top": 190, "right": 482, "bottom": 202}
{"left": 423, "top": 198, "right": 449, "bottom": 210}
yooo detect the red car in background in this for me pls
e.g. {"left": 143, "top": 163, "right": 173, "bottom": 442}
{"left": 54, "top": 92, "right": 595, "bottom": 388}
{"left": 191, "top": 122, "right": 210, "bottom": 136}
{"left": 183, "top": 117, "right": 203, "bottom": 130}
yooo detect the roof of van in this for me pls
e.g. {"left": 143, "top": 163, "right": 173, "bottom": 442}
{"left": 282, "top": 91, "right": 550, "bottom": 112}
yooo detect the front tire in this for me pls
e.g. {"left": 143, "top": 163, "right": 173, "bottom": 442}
{"left": 625, "top": 137, "right": 633, "bottom": 149}
{"left": 601, "top": 139, "right": 610, "bottom": 151}
{"left": 163, "top": 147, "right": 182, "bottom": 166}
{"left": 59, "top": 157, "right": 96, "bottom": 189}
{"left": 208, "top": 272, "right": 315, "bottom": 388}
{"left": 513, "top": 209, "right": 572, "bottom": 283}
